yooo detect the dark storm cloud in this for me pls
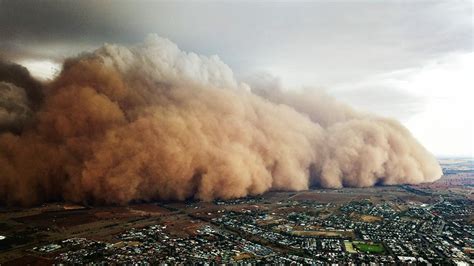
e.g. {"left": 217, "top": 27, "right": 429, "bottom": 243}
{"left": 0, "top": 0, "right": 127, "bottom": 61}
{"left": 0, "top": 59, "right": 44, "bottom": 132}
{"left": 0, "top": 1, "right": 122, "bottom": 41}
{"left": 0, "top": 0, "right": 471, "bottom": 68}
{"left": 0, "top": 59, "right": 43, "bottom": 107}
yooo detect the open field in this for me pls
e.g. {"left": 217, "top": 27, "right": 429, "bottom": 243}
{"left": 353, "top": 241, "right": 385, "bottom": 254}
{"left": 349, "top": 213, "right": 384, "bottom": 223}
{"left": 290, "top": 230, "right": 353, "bottom": 238}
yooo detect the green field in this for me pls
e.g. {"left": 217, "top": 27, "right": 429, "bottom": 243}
{"left": 353, "top": 242, "right": 385, "bottom": 254}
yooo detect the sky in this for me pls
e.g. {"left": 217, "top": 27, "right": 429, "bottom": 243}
{"left": 0, "top": 0, "right": 472, "bottom": 157}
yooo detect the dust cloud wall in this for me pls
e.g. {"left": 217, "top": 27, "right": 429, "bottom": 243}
{"left": 0, "top": 35, "right": 442, "bottom": 206}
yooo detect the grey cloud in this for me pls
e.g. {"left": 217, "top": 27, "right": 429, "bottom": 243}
{"left": 333, "top": 86, "right": 424, "bottom": 120}
{"left": 0, "top": 82, "right": 32, "bottom": 132}
{"left": 0, "top": 59, "right": 44, "bottom": 133}
{"left": 0, "top": 0, "right": 471, "bottom": 79}
{"left": 0, "top": 59, "right": 43, "bottom": 107}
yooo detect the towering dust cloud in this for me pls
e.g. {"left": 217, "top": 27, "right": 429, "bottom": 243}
{"left": 0, "top": 35, "right": 442, "bottom": 206}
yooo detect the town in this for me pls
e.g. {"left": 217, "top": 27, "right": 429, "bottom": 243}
{"left": 1, "top": 159, "right": 473, "bottom": 264}
{"left": 50, "top": 197, "right": 473, "bottom": 264}
{"left": 1, "top": 181, "right": 471, "bottom": 264}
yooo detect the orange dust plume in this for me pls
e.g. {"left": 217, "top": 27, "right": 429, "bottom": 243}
{"left": 0, "top": 35, "right": 442, "bottom": 206}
